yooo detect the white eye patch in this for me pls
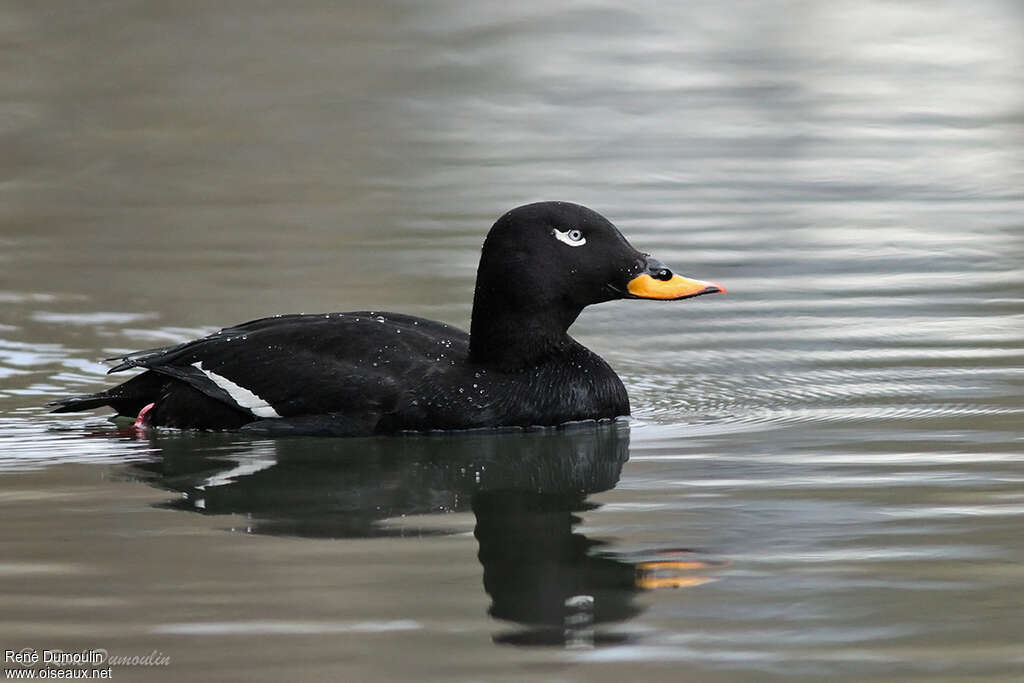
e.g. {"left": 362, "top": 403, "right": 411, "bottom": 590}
{"left": 553, "top": 228, "right": 586, "bottom": 247}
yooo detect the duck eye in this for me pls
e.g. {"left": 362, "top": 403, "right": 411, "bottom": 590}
{"left": 553, "top": 228, "right": 587, "bottom": 247}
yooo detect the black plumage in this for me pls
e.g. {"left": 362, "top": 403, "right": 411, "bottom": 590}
{"left": 49, "top": 202, "right": 723, "bottom": 435}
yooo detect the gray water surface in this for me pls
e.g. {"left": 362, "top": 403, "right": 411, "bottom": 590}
{"left": 2, "top": 1, "right": 1023, "bottom": 681}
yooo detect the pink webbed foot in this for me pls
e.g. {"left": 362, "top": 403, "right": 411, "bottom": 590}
{"left": 133, "top": 402, "right": 156, "bottom": 431}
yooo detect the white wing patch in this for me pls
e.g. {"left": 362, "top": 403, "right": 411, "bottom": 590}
{"left": 192, "top": 362, "right": 281, "bottom": 418}
{"left": 553, "top": 228, "right": 586, "bottom": 247}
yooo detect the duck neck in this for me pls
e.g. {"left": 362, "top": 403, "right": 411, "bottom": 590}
{"left": 469, "top": 294, "right": 582, "bottom": 369}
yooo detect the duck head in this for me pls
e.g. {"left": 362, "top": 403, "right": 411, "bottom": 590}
{"left": 470, "top": 201, "right": 724, "bottom": 364}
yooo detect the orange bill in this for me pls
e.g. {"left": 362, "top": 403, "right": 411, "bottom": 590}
{"left": 626, "top": 273, "right": 726, "bottom": 300}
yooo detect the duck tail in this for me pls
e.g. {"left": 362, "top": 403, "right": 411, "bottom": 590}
{"left": 47, "top": 370, "right": 164, "bottom": 417}
{"left": 47, "top": 392, "right": 115, "bottom": 413}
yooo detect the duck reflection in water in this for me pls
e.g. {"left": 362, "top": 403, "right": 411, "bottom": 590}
{"left": 126, "top": 421, "right": 717, "bottom": 647}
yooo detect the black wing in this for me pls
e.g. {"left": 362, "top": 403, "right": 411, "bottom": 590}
{"left": 105, "top": 311, "right": 470, "bottom": 425}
